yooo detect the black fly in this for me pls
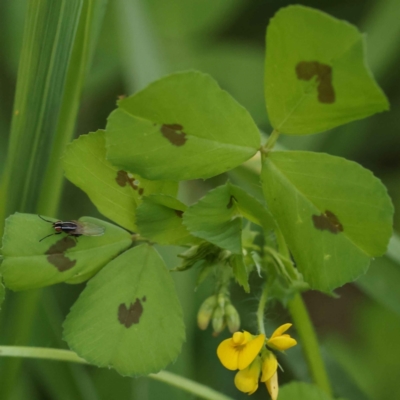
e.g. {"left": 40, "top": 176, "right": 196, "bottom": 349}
{"left": 38, "top": 215, "right": 105, "bottom": 242}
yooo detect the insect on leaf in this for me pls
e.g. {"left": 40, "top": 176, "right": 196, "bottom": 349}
{"left": 1, "top": 213, "right": 132, "bottom": 290}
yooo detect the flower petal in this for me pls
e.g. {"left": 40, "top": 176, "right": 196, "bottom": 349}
{"left": 234, "top": 358, "right": 261, "bottom": 394}
{"left": 233, "top": 331, "right": 252, "bottom": 346}
{"left": 237, "top": 334, "right": 265, "bottom": 370}
{"left": 217, "top": 338, "right": 239, "bottom": 370}
{"left": 270, "top": 323, "right": 292, "bottom": 339}
{"left": 260, "top": 351, "right": 278, "bottom": 382}
{"left": 265, "top": 371, "right": 279, "bottom": 400}
{"left": 267, "top": 336, "right": 297, "bottom": 351}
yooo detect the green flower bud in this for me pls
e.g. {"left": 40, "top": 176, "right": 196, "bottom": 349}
{"left": 225, "top": 303, "right": 241, "bottom": 333}
{"left": 212, "top": 305, "right": 226, "bottom": 335}
{"left": 197, "top": 295, "right": 218, "bottom": 330}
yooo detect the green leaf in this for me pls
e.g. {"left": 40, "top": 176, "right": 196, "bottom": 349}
{"left": 183, "top": 184, "right": 242, "bottom": 254}
{"left": 229, "top": 254, "right": 249, "bottom": 293}
{"left": 279, "top": 382, "right": 336, "bottom": 400}
{"left": 265, "top": 5, "right": 389, "bottom": 135}
{"left": 136, "top": 194, "right": 199, "bottom": 246}
{"left": 261, "top": 151, "right": 393, "bottom": 292}
{"left": 63, "top": 244, "right": 185, "bottom": 376}
{"left": 182, "top": 182, "right": 272, "bottom": 292}
{"left": 105, "top": 71, "right": 260, "bottom": 181}
{"left": 63, "top": 131, "right": 178, "bottom": 232}
{"left": 183, "top": 182, "right": 274, "bottom": 254}
{"left": 228, "top": 183, "right": 276, "bottom": 232}
{"left": 1, "top": 213, "right": 132, "bottom": 290}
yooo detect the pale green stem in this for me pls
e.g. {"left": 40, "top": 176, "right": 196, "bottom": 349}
{"left": 0, "top": 346, "right": 234, "bottom": 400}
{"left": 288, "top": 293, "right": 333, "bottom": 396}
{"left": 261, "top": 129, "right": 280, "bottom": 155}
{"left": 256, "top": 285, "right": 268, "bottom": 336}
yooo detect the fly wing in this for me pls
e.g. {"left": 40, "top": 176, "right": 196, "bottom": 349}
{"left": 73, "top": 221, "right": 105, "bottom": 236}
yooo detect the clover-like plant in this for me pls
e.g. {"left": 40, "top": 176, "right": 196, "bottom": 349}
{"left": 0, "top": 5, "right": 394, "bottom": 399}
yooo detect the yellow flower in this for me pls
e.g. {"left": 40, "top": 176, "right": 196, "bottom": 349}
{"left": 234, "top": 356, "right": 261, "bottom": 395}
{"left": 265, "top": 370, "right": 278, "bottom": 400}
{"left": 260, "top": 350, "right": 278, "bottom": 382}
{"left": 260, "top": 350, "right": 279, "bottom": 400}
{"left": 267, "top": 323, "right": 297, "bottom": 351}
{"left": 217, "top": 331, "right": 265, "bottom": 370}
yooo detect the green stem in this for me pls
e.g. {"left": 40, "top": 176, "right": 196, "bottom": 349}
{"left": 261, "top": 129, "right": 280, "bottom": 156}
{"left": 256, "top": 285, "right": 268, "bottom": 336}
{"left": 288, "top": 293, "right": 332, "bottom": 396}
{"left": 0, "top": 346, "right": 233, "bottom": 400}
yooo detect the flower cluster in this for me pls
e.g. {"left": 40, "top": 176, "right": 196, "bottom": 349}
{"left": 217, "top": 324, "right": 297, "bottom": 399}
{"left": 197, "top": 293, "right": 240, "bottom": 335}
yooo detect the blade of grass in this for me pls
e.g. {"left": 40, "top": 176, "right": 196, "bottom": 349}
{"left": 0, "top": 1, "right": 85, "bottom": 398}
{"left": 37, "top": 0, "right": 108, "bottom": 217}
{"left": 0, "top": 0, "right": 82, "bottom": 231}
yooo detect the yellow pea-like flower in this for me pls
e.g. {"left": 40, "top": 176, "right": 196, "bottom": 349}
{"left": 265, "top": 370, "right": 279, "bottom": 400}
{"left": 234, "top": 356, "right": 261, "bottom": 395}
{"left": 217, "top": 331, "right": 266, "bottom": 371}
{"left": 267, "top": 323, "right": 297, "bottom": 351}
{"left": 260, "top": 350, "right": 278, "bottom": 383}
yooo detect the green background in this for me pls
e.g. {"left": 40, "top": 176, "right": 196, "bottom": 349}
{"left": 0, "top": 1, "right": 399, "bottom": 399}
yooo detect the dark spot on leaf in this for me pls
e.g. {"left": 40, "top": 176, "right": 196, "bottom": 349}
{"left": 312, "top": 210, "right": 343, "bottom": 234}
{"left": 115, "top": 170, "right": 139, "bottom": 190}
{"left": 142, "top": 296, "right": 146, "bottom": 302}
{"left": 296, "top": 61, "right": 335, "bottom": 103}
{"left": 45, "top": 237, "right": 77, "bottom": 272}
{"left": 160, "top": 124, "right": 187, "bottom": 146}
{"left": 139, "top": 188, "right": 144, "bottom": 196}
{"left": 227, "top": 195, "right": 237, "bottom": 209}
{"left": 174, "top": 209, "right": 184, "bottom": 218}
{"left": 118, "top": 299, "right": 144, "bottom": 328}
